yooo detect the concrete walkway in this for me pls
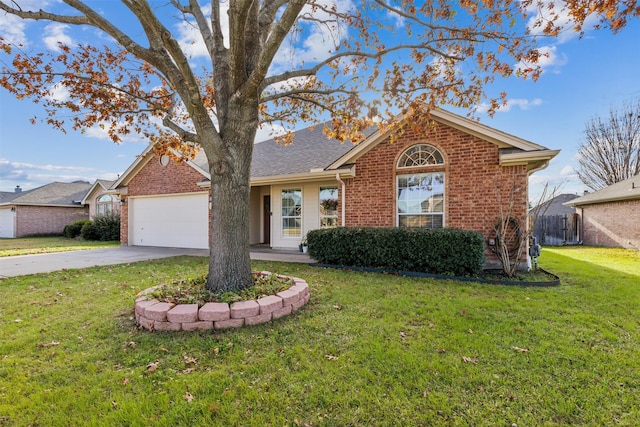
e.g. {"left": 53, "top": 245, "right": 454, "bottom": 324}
{"left": 0, "top": 246, "right": 312, "bottom": 278}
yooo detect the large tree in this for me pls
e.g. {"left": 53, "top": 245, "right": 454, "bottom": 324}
{"left": 1, "top": 0, "right": 636, "bottom": 292}
{"left": 577, "top": 99, "right": 640, "bottom": 190}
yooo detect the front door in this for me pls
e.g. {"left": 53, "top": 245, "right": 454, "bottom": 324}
{"left": 263, "top": 195, "right": 271, "bottom": 245}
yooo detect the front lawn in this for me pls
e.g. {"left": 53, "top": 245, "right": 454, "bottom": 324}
{"left": 0, "top": 236, "right": 120, "bottom": 257}
{"left": 0, "top": 247, "right": 638, "bottom": 425}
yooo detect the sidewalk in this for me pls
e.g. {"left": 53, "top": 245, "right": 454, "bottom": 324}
{"left": 0, "top": 246, "right": 312, "bottom": 278}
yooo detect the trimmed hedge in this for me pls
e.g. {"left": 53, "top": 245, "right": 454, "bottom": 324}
{"left": 307, "top": 227, "right": 485, "bottom": 276}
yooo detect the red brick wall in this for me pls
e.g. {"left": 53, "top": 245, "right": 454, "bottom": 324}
{"left": 15, "top": 205, "right": 89, "bottom": 237}
{"left": 120, "top": 154, "right": 208, "bottom": 244}
{"left": 579, "top": 200, "right": 640, "bottom": 249}
{"left": 344, "top": 123, "right": 529, "bottom": 264}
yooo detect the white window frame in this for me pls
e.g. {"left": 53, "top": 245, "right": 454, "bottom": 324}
{"left": 96, "top": 194, "right": 116, "bottom": 216}
{"left": 319, "top": 186, "right": 339, "bottom": 229}
{"left": 397, "top": 144, "right": 444, "bottom": 168}
{"left": 281, "top": 189, "right": 302, "bottom": 238}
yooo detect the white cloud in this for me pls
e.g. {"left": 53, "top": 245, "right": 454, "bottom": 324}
{"left": 560, "top": 164, "right": 576, "bottom": 176}
{"left": 476, "top": 97, "right": 543, "bottom": 113}
{"left": 272, "top": 0, "right": 354, "bottom": 71}
{"left": 0, "top": 157, "right": 122, "bottom": 192}
{"left": 43, "top": 23, "right": 74, "bottom": 51}
{"left": 0, "top": 0, "right": 54, "bottom": 47}
{"left": 0, "top": 13, "right": 29, "bottom": 46}
{"left": 46, "top": 83, "right": 71, "bottom": 102}
{"left": 515, "top": 45, "right": 568, "bottom": 75}
{"left": 525, "top": 1, "right": 600, "bottom": 44}
{"left": 175, "top": 4, "right": 222, "bottom": 59}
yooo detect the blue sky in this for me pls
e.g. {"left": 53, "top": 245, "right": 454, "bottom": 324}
{"left": 0, "top": 1, "right": 639, "bottom": 202}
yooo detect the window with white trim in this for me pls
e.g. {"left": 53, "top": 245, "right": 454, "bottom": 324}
{"left": 397, "top": 144, "right": 444, "bottom": 168}
{"left": 397, "top": 173, "right": 445, "bottom": 228}
{"left": 96, "top": 194, "right": 116, "bottom": 215}
{"left": 319, "top": 186, "right": 338, "bottom": 228}
{"left": 281, "top": 189, "right": 302, "bottom": 237}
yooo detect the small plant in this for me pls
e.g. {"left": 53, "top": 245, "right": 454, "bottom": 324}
{"left": 149, "top": 272, "right": 294, "bottom": 306}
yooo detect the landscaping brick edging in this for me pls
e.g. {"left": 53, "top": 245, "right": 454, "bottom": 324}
{"left": 134, "top": 272, "right": 310, "bottom": 332}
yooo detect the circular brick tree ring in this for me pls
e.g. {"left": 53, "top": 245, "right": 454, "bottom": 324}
{"left": 134, "top": 272, "right": 310, "bottom": 332}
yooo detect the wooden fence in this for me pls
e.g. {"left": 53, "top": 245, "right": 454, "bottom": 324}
{"left": 533, "top": 213, "right": 580, "bottom": 246}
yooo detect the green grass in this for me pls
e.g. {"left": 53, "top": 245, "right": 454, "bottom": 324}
{"left": 0, "top": 247, "right": 638, "bottom": 426}
{"left": 0, "top": 236, "right": 120, "bottom": 257}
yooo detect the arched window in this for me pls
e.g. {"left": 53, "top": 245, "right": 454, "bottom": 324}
{"left": 97, "top": 194, "right": 116, "bottom": 215}
{"left": 396, "top": 144, "right": 445, "bottom": 229}
{"left": 397, "top": 144, "right": 444, "bottom": 168}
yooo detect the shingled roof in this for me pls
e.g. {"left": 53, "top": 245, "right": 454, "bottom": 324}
{"left": 187, "top": 123, "right": 374, "bottom": 179}
{"left": 251, "top": 124, "right": 373, "bottom": 177}
{"left": 565, "top": 175, "right": 640, "bottom": 206}
{"left": 0, "top": 181, "right": 91, "bottom": 207}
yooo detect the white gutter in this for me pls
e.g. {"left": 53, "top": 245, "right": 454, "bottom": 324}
{"left": 336, "top": 173, "right": 346, "bottom": 226}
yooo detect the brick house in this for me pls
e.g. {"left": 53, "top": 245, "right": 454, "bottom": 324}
{"left": 0, "top": 181, "right": 91, "bottom": 238}
{"left": 112, "top": 110, "right": 559, "bottom": 267}
{"left": 565, "top": 174, "right": 640, "bottom": 249}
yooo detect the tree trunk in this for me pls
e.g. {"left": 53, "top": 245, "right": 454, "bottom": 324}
{"left": 204, "top": 109, "right": 257, "bottom": 293}
{"left": 207, "top": 166, "right": 253, "bottom": 292}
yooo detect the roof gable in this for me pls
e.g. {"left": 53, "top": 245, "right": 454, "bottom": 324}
{"left": 81, "top": 179, "right": 116, "bottom": 204}
{"left": 327, "top": 109, "right": 559, "bottom": 172}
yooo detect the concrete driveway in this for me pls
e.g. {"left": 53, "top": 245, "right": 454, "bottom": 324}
{"left": 0, "top": 246, "right": 311, "bottom": 278}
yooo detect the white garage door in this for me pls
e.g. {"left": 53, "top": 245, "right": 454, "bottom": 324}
{"left": 0, "top": 207, "right": 15, "bottom": 238}
{"left": 129, "top": 193, "right": 208, "bottom": 249}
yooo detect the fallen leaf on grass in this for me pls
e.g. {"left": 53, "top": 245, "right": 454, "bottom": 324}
{"left": 436, "top": 349, "right": 446, "bottom": 354}
{"left": 184, "top": 392, "right": 194, "bottom": 402}
{"left": 145, "top": 360, "right": 160, "bottom": 374}
{"left": 333, "top": 304, "right": 343, "bottom": 310}
{"left": 183, "top": 352, "right": 198, "bottom": 365}
{"left": 38, "top": 341, "right": 60, "bottom": 348}
{"left": 123, "top": 377, "right": 130, "bottom": 385}
{"left": 462, "top": 356, "right": 478, "bottom": 364}
{"left": 399, "top": 331, "right": 407, "bottom": 340}
{"left": 512, "top": 346, "right": 529, "bottom": 353}
{"left": 325, "top": 354, "right": 338, "bottom": 360}
{"left": 125, "top": 341, "right": 137, "bottom": 349}
{"left": 428, "top": 323, "right": 435, "bottom": 328}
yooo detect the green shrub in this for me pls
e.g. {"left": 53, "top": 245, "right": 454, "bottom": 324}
{"left": 80, "top": 221, "right": 100, "bottom": 241}
{"left": 307, "top": 227, "right": 485, "bottom": 276}
{"left": 63, "top": 220, "right": 91, "bottom": 238}
{"left": 92, "top": 212, "right": 121, "bottom": 241}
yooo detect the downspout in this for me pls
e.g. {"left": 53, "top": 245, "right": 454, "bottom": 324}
{"left": 336, "top": 173, "right": 346, "bottom": 227}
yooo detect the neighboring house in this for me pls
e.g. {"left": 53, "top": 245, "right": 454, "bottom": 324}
{"left": 565, "top": 175, "right": 640, "bottom": 249}
{"left": 531, "top": 194, "right": 580, "bottom": 245}
{"left": 112, "top": 109, "right": 559, "bottom": 268}
{"left": 0, "top": 181, "right": 91, "bottom": 238}
{"left": 81, "top": 179, "right": 119, "bottom": 218}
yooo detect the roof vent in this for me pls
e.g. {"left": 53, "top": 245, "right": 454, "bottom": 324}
{"left": 15, "top": 185, "right": 22, "bottom": 193}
